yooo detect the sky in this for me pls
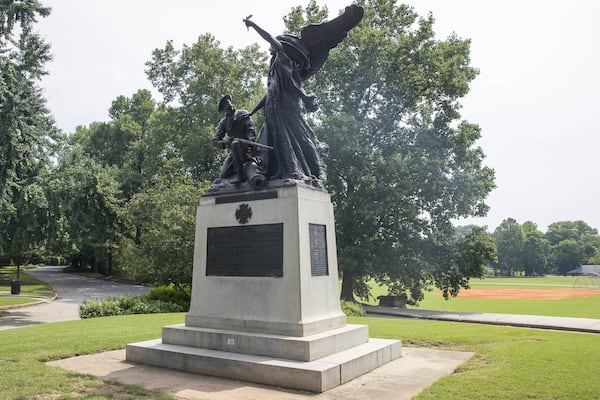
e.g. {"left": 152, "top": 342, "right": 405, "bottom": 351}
{"left": 36, "top": 0, "right": 600, "bottom": 232}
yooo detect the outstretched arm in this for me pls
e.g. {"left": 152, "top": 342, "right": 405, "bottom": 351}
{"left": 243, "top": 17, "right": 283, "bottom": 53}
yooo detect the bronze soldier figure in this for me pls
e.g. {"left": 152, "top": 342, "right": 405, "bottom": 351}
{"left": 212, "top": 94, "right": 259, "bottom": 185}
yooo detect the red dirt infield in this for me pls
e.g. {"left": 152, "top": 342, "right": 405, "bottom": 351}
{"left": 439, "top": 288, "right": 600, "bottom": 300}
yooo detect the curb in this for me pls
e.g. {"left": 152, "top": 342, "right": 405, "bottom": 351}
{"left": 364, "top": 306, "right": 600, "bottom": 335}
{"left": 0, "top": 294, "right": 57, "bottom": 311}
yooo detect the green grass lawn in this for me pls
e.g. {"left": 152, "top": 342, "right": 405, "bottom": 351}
{"left": 363, "top": 316, "right": 600, "bottom": 400}
{"left": 411, "top": 293, "right": 600, "bottom": 318}
{"left": 0, "top": 313, "right": 184, "bottom": 400}
{"left": 365, "top": 276, "right": 600, "bottom": 318}
{"left": 0, "top": 266, "right": 55, "bottom": 307}
{"left": 0, "top": 313, "right": 598, "bottom": 399}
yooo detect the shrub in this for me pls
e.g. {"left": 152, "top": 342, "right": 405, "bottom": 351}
{"left": 79, "top": 294, "right": 187, "bottom": 318}
{"left": 340, "top": 300, "right": 366, "bottom": 317}
{"left": 146, "top": 285, "right": 191, "bottom": 310}
{"left": 79, "top": 298, "right": 123, "bottom": 318}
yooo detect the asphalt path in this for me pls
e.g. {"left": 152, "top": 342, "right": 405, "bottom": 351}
{"left": 0, "top": 266, "right": 150, "bottom": 331}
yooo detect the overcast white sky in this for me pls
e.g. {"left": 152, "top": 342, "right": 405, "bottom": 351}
{"left": 37, "top": 1, "right": 600, "bottom": 232}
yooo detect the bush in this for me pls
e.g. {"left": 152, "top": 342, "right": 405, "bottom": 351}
{"left": 79, "top": 298, "right": 123, "bottom": 318}
{"left": 340, "top": 300, "right": 366, "bottom": 317}
{"left": 79, "top": 294, "right": 187, "bottom": 318}
{"left": 146, "top": 285, "right": 191, "bottom": 310}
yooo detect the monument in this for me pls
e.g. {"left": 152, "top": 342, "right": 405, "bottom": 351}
{"left": 126, "top": 5, "right": 402, "bottom": 392}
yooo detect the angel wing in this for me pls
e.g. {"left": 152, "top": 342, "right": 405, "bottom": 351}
{"left": 299, "top": 4, "right": 364, "bottom": 80}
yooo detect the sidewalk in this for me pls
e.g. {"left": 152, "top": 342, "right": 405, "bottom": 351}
{"left": 364, "top": 306, "right": 600, "bottom": 334}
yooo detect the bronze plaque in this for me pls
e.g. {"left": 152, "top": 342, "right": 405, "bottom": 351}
{"left": 309, "top": 224, "right": 328, "bottom": 276}
{"left": 206, "top": 223, "right": 283, "bottom": 277}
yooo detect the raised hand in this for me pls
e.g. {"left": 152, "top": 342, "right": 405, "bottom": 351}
{"left": 243, "top": 15, "right": 255, "bottom": 29}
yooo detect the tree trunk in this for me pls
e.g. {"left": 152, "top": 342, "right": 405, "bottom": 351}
{"left": 107, "top": 250, "right": 113, "bottom": 276}
{"left": 340, "top": 271, "right": 356, "bottom": 302}
{"left": 135, "top": 226, "right": 142, "bottom": 246}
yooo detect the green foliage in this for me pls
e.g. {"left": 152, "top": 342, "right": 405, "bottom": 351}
{"left": 119, "top": 175, "right": 205, "bottom": 289}
{"left": 545, "top": 221, "right": 600, "bottom": 274}
{"left": 146, "top": 285, "right": 191, "bottom": 309}
{"left": 284, "top": 1, "right": 495, "bottom": 303}
{"left": 145, "top": 35, "right": 267, "bottom": 183}
{"left": 45, "top": 145, "right": 124, "bottom": 274}
{"left": 493, "top": 218, "right": 524, "bottom": 275}
{"left": 493, "top": 218, "right": 599, "bottom": 276}
{"left": 545, "top": 220, "right": 597, "bottom": 245}
{"left": 552, "top": 239, "right": 584, "bottom": 275}
{"left": 436, "top": 226, "right": 496, "bottom": 299}
{"left": 45, "top": 32, "right": 270, "bottom": 281}
{"left": 340, "top": 300, "right": 366, "bottom": 316}
{"left": 0, "top": 1, "right": 58, "bottom": 266}
{"left": 79, "top": 294, "right": 186, "bottom": 318}
{"left": 493, "top": 219, "right": 554, "bottom": 276}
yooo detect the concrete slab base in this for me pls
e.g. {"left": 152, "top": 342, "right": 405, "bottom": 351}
{"left": 126, "top": 337, "right": 401, "bottom": 392}
{"left": 49, "top": 347, "right": 474, "bottom": 400}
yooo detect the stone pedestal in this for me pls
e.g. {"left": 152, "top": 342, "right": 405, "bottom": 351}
{"left": 127, "top": 184, "right": 401, "bottom": 392}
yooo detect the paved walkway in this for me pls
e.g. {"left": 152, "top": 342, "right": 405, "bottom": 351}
{"left": 49, "top": 347, "right": 473, "bottom": 400}
{"left": 364, "top": 306, "right": 600, "bottom": 334}
{"left": 0, "top": 266, "right": 150, "bottom": 331}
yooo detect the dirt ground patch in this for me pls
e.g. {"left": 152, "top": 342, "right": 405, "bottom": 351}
{"left": 440, "top": 288, "right": 600, "bottom": 300}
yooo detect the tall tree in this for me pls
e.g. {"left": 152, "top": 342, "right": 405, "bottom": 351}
{"left": 121, "top": 173, "right": 205, "bottom": 292}
{"left": 284, "top": 0, "right": 495, "bottom": 302}
{"left": 493, "top": 218, "right": 524, "bottom": 276}
{"left": 552, "top": 239, "right": 584, "bottom": 275}
{"left": 0, "top": 1, "right": 58, "bottom": 265}
{"left": 521, "top": 221, "right": 550, "bottom": 276}
{"left": 46, "top": 145, "right": 123, "bottom": 274}
{"left": 545, "top": 220, "right": 600, "bottom": 274}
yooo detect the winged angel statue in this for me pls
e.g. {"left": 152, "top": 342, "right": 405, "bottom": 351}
{"left": 243, "top": 5, "right": 364, "bottom": 189}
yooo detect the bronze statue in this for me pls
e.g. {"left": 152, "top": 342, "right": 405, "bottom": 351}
{"left": 244, "top": 5, "right": 364, "bottom": 189}
{"left": 209, "top": 5, "right": 363, "bottom": 193}
{"left": 212, "top": 94, "right": 267, "bottom": 189}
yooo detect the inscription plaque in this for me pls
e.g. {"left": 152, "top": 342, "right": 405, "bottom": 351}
{"left": 206, "top": 223, "right": 283, "bottom": 277}
{"left": 309, "top": 224, "right": 328, "bottom": 276}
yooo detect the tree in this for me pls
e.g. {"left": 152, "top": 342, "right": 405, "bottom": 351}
{"left": 545, "top": 221, "right": 597, "bottom": 246}
{"left": 284, "top": 1, "right": 495, "bottom": 302}
{"left": 545, "top": 220, "right": 600, "bottom": 274}
{"left": 46, "top": 145, "right": 123, "bottom": 274}
{"left": 493, "top": 218, "right": 523, "bottom": 276}
{"left": 437, "top": 225, "right": 496, "bottom": 298}
{"left": 0, "top": 1, "right": 58, "bottom": 266}
{"left": 119, "top": 173, "right": 205, "bottom": 293}
{"left": 521, "top": 221, "right": 551, "bottom": 276}
{"left": 587, "top": 249, "right": 600, "bottom": 265}
{"left": 144, "top": 35, "right": 267, "bottom": 183}
{"left": 552, "top": 239, "right": 584, "bottom": 275}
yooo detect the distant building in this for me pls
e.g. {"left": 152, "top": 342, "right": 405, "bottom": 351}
{"left": 566, "top": 265, "right": 600, "bottom": 276}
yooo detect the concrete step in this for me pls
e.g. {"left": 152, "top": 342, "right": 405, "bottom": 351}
{"left": 126, "top": 337, "right": 402, "bottom": 392}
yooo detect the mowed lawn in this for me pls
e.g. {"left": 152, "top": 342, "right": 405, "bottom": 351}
{"left": 0, "top": 266, "right": 55, "bottom": 307}
{"left": 367, "top": 276, "right": 600, "bottom": 318}
{"left": 0, "top": 313, "right": 598, "bottom": 399}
